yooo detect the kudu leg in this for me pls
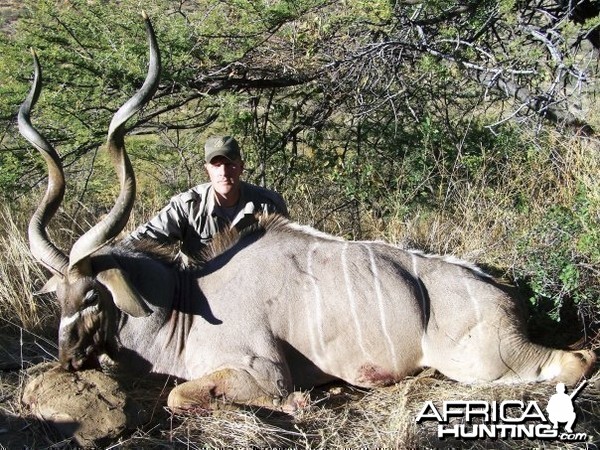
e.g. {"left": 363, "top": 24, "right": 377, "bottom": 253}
{"left": 167, "top": 368, "right": 308, "bottom": 413}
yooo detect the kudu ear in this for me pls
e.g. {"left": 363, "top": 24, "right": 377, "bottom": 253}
{"left": 96, "top": 268, "right": 152, "bottom": 318}
{"left": 38, "top": 274, "right": 61, "bottom": 294}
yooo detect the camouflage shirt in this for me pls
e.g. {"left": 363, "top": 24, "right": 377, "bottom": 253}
{"left": 128, "top": 181, "right": 288, "bottom": 261}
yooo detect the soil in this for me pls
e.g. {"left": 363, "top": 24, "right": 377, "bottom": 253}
{"left": 21, "top": 362, "right": 148, "bottom": 447}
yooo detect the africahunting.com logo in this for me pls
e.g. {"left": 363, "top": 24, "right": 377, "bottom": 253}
{"left": 415, "top": 380, "right": 590, "bottom": 442}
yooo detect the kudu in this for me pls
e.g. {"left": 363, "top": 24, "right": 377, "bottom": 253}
{"left": 19, "top": 14, "right": 595, "bottom": 413}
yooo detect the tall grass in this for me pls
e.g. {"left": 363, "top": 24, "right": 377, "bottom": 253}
{"left": 0, "top": 204, "right": 58, "bottom": 334}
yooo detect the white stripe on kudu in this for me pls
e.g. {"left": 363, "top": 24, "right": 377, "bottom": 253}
{"left": 59, "top": 311, "right": 81, "bottom": 330}
{"left": 365, "top": 244, "right": 399, "bottom": 372}
{"left": 59, "top": 304, "right": 99, "bottom": 330}
{"left": 464, "top": 275, "right": 483, "bottom": 338}
{"left": 307, "top": 241, "right": 326, "bottom": 364}
{"left": 342, "top": 242, "right": 370, "bottom": 359}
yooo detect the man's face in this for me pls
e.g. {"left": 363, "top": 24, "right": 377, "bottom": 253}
{"left": 205, "top": 156, "right": 244, "bottom": 198}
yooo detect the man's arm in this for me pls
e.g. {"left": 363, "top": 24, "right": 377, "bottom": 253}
{"left": 241, "top": 182, "right": 289, "bottom": 218}
{"left": 127, "top": 194, "right": 190, "bottom": 245}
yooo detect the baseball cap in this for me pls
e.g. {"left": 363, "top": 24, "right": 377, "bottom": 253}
{"left": 204, "top": 135, "right": 242, "bottom": 163}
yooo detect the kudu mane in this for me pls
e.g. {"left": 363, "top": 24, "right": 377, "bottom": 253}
{"left": 109, "top": 215, "right": 290, "bottom": 271}
{"left": 196, "top": 213, "right": 290, "bottom": 266}
{"left": 120, "top": 237, "right": 180, "bottom": 266}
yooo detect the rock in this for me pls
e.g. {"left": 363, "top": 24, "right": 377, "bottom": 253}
{"left": 22, "top": 362, "right": 147, "bottom": 447}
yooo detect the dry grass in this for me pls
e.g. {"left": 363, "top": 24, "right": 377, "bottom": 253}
{"left": 0, "top": 204, "right": 59, "bottom": 334}
{"left": 115, "top": 370, "right": 600, "bottom": 449}
{"left": 2, "top": 361, "right": 599, "bottom": 448}
{"left": 373, "top": 133, "right": 599, "bottom": 260}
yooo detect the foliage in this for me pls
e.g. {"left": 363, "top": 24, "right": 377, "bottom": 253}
{"left": 515, "top": 180, "right": 600, "bottom": 327}
{"left": 0, "top": 0, "right": 598, "bottom": 333}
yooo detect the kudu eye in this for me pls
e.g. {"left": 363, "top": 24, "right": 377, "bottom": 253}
{"left": 83, "top": 289, "right": 99, "bottom": 307}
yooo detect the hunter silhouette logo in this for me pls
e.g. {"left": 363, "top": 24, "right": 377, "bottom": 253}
{"left": 546, "top": 381, "right": 586, "bottom": 433}
{"left": 416, "top": 380, "right": 590, "bottom": 442}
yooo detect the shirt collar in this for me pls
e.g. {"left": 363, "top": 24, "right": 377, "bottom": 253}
{"left": 207, "top": 182, "right": 253, "bottom": 224}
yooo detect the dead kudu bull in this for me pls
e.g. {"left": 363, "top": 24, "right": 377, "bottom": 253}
{"left": 19, "top": 14, "right": 595, "bottom": 413}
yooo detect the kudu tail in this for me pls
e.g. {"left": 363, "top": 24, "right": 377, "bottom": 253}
{"left": 538, "top": 348, "right": 597, "bottom": 385}
{"left": 504, "top": 342, "right": 597, "bottom": 385}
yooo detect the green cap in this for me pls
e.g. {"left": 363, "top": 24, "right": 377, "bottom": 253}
{"left": 204, "top": 135, "right": 242, "bottom": 163}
